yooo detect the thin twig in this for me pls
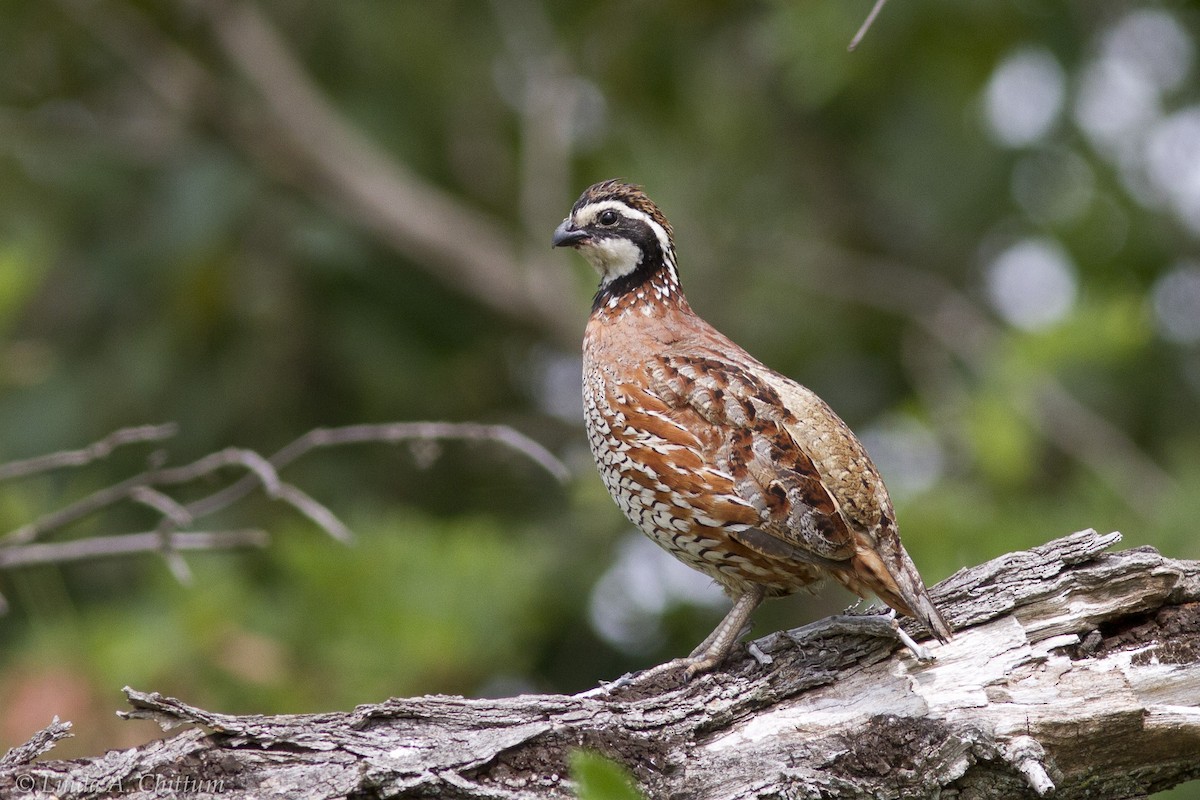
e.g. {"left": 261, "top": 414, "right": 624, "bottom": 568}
{"left": 1, "top": 422, "right": 566, "bottom": 551}
{"left": 158, "top": 545, "right": 194, "bottom": 586}
{"left": 0, "top": 424, "right": 177, "bottom": 481}
{"left": 2, "top": 473, "right": 157, "bottom": 546}
{"left": 0, "top": 530, "right": 269, "bottom": 569}
{"left": 185, "top": 422, "right": 571, "bottom": 521}
{"left": 0, "top": 448, "right": 343, "bottom": 546}
{"left": 130, "top": 486, "right": 193, "bottom": 527}
{"left": 131, "top": 487, "right": 197, "bottom": 582}
{"left": 144, "top": 447, "right": 353, "bottom": 544}
{"left": 849, "top": 0, "right": 890, "bottom": 52}
{"left": 150, "top": 448, "right": 282, "bottom": 493}
{"left": 201, "top": 0, "right": 579, "bottom": 341}
{"left": 51, "top": 0, "right": 579, "bottom": 342}
{"left": 273, "top": 484, "right": 354, "bottom": 544}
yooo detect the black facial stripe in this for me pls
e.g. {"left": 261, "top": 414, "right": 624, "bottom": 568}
{"left": 628, "top": 221, "right": 664, "bottom": 262}
{"left": 589, "top": 218, "right": 673, "bottom": 313}
{"left": 594, "top": 230, "right": 663, "bottom": 278}
{"left": 589, "top": 216, "right": 662, "bottom": 260}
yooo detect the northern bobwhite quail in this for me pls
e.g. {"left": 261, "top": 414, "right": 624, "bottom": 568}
{"left": 553, "top": 179, "right": 952, "bottom": 677}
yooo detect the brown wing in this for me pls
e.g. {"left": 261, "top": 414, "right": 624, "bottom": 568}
{"left": 601, "top": 350, "right": 951, "bottom": 640}
{"left": 600, "top": 378, "right": 763, "bottom": 534}
{"left": 642, "top": 352, "right": 952, "bottom": 641}
{"left": 643, "top": 354, "right": 858, "bottom": 567}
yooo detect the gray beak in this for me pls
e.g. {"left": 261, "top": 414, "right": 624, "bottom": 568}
{"left": 552, "top": 219, "right": 589, "bottom": 248}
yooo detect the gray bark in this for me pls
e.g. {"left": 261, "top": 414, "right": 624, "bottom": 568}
{"left": 2, "top": 529, "right": 1198, "bottom": 799}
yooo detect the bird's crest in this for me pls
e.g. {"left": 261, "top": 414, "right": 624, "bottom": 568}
{"left": 574, "top": 179, "right": 675, "bottom": 248}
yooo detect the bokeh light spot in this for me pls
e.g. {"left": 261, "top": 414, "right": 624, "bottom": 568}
{"left": 1152, "top": 262, "right": 1200, "bottom": 344}
{"left": 984, "top": 48, "right": 1065, "bottom": 147}
{"left": 985, "top": 238, "right": 1078, "bottom": 331}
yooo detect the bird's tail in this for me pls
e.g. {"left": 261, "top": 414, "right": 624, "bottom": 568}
{"left": 904, "top": 586, "right": 953, "bottom": 643}
{"left": 848, "top": 535, "right": 953, "bottom": 643}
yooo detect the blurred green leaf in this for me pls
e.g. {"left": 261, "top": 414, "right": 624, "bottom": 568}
{"left": 0, "top": 242, "right": 47, "bottom": 333}
{"left": 569, "top": 750, "right": 647, "bottom": 800}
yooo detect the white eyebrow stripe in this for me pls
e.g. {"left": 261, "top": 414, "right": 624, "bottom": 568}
{"left": 576, "top": 200, "right": 674, "bottom": 259}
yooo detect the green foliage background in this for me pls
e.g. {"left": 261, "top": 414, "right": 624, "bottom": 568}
{"left": 0, "top": 2, "right": 1197, "bottom": 793}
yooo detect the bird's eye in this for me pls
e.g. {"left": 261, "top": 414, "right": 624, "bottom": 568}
{"left": 597, "top": 209, "right": 620, "bottom": 226}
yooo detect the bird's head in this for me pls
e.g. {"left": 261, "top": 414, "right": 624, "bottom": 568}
{"left": 552, "top": 180, "right": 677, "bottom": 287}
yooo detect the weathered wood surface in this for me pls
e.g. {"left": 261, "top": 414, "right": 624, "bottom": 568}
{"left": 2, "top": 529, "right": 1198, "bottom": 799}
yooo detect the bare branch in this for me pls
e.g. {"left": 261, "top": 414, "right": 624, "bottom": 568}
{"left": 849, "top": 0, "right": 890, "bottom": 51}
{"left": 271, "top": 484, "right": 354, "bottom": 545}
{"left": 0, "top": 530, "right": 269, "bottom": 569}
{"left": 1, "top": 446, "right": 353, "bottom": 547}
{"left": 158, "top": 543, "right": 195, "bottom": 586}
{"left": 1, "top": 422, "right": 564, "bottom": 574}
{"left": 0, "top": 718, "right": 73, "bottom": 768}
{"left": 148, "top": 447, "right": 354, "bottom": 544}
{"left": 126, "top": 495, "right": 194, "bottom": 584}
{"left": 0, "top": 424, "right": 177, "bottom": 482}
{"left": 185, "top": 422, "right": 571, "bottom": 521}
{"left": 128, "top": 488, "right": 198, "bottom": 582}
{"left": 51, "top": 0, "right": 580, "bottom": 342}
{"left": 150, "top": 447, "right": 283, "bottom": 493}
{"left": 2, "top": 473, "right": 156, "bottom": 546}
{"left": 129, "top": 486, "right": 192, "bottom": 527}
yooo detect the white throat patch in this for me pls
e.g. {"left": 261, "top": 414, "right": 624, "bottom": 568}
{"left": 573, "top": 200, "right": 676, "bottom": 285}
{"left": 584, "top": 236, "right": 643, "bottom": 283}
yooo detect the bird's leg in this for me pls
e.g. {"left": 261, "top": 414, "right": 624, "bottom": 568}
{"left": 601, "top": 586, "right": 767, "bottom": 689}
{"left": 682, "top": 585, "right": 766, "bottom": 678}
{"left": 786, "top": 610, "right": 939, "bottom": 663}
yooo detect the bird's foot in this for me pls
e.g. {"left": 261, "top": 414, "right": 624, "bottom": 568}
{"left": 627, "top": 654, "right": 720, "bottom": 685}
{"left": 577, "top": 659, "right": 690, "bottom": 696}
{"left": 580, "top": 652, "right": 730, "bottom": 697}
{"left": 787, "top": 611, "right": 939, "bottom": 663}
{"left": 582, "top": 588, "right": 770, "bottom": 696}
{"left": 890, "top": 616, "right": 935, "bottom": 662}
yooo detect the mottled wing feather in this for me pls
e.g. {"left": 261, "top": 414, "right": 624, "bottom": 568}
{"left": 726, "top": 526, "right": 846, "bottom": 570}
{"left": 603, "top": 381, "right": 762, "bottom": 532}
{"left": 645, "top": 355, "right": 858, "bottom": 565}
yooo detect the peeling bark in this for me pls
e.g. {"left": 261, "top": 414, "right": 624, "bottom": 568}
{"left": 2, "top": 530, "right": 1198, "bottom": 799}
